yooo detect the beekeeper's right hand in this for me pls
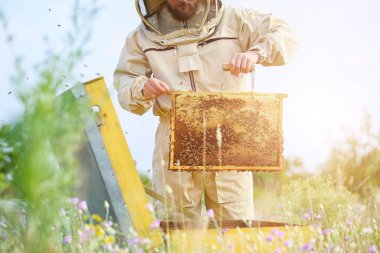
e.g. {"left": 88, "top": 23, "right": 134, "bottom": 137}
{"left": 142, "top": 77, "right": 170, "bottom": 100}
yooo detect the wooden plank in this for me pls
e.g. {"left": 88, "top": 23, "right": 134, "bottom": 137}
{"left": 83, "top": 78, "right": 163, "bottom": 245}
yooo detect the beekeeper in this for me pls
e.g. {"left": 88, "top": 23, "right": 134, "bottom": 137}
{"left": 114, "top": 0, "right": 298, "bottom": 220}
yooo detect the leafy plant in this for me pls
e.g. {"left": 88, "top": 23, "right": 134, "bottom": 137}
{"left": 0, "top": 1, "right": 100, "bottom": 252}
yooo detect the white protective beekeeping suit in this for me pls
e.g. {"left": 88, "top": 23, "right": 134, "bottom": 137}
{"left": 114, "top": 0, "right": 298, "bottom": 220}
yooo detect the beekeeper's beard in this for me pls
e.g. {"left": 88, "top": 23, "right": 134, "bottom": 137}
{"left": 166, "top": 0, "right": 201, "bottom": 21}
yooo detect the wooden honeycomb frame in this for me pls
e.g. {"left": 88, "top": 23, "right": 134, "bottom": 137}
{"left": 169, "top": 91, "right": 287, "bottom": 171}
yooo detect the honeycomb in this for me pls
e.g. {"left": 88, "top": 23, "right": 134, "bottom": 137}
{"left": 169, "top": 92, "right": 287, "bottom": 171}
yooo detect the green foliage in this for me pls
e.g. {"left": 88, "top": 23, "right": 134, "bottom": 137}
{"left": 0, "top": 1, "right": 100, "bottom": 252}
{"left": 321, "top": 114, "right": 380, "bottom": 203}
{"left": 275, "top": 175, "right": 358, "bottom": 226}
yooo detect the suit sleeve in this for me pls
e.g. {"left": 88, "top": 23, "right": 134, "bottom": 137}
{"left": 113, "top": 29, "right": 154, "bottom": 115}
{"left": 238, "top": 9, "right": 299, "bottom": 66}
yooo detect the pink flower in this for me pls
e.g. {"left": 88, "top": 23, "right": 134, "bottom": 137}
{"left": 284, "top": 240, "right": 292, "bottom": 247}
{"left": 78, "top": 226, "right": 94, "bottom": 243}
{"left": 368, "top": 245, "right": 378, "bottom": 253}
{"left": 145, "top": 203, "right": 154, "bottom": 212}
{"left": 274, "top": 248, "right": 282, "bottom": 253}
{"left": 206, "top": 209, "right": 215, "bottom": 217}
{"left": 300, "top": 242, "right": 314, "bottom": 252}
{"left": 77, "top": 200, "right": 88, "bottom": 210}
{"left": 63, "top": 235, "right": 72, "bottom": 244}
{"left": 69, "top": 197, "right": 79, "bottom": 205}
{"left": 128, "top": 237, "right": 142, "bottom": 246}
{"left": 104, "top": 220, "right": 113, "bottom": 227}
{"left": 265, "top": 235, "right": 274, "bottom": 242}
{"left": 322, "top": 228, "right": 332, "bottom": 236}
{"left": 150, "top": 219, "right": 160, "bottom": 230}
{"left": 271, "top": 228, "right": 285, "bottom": 239}
{"left": 346, "top": 219, "right": 353, "bottom": 226}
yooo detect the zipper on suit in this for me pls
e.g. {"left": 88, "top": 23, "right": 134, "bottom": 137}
{"left": 188, "top": 71, "right": 196, "bottom": 91}
{"left": 183, "top": 20, "right": 197, "bottom": 91}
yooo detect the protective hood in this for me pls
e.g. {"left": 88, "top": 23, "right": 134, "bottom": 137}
{"left": 135, "top": 0, "right": 224, "bottom": 46}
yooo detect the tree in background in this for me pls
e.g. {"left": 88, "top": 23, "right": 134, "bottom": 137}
{"left": 321, "top": 113, "right": 380, "bottom": 205}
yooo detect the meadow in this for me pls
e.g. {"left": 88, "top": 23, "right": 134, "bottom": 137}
{"left": 0, "top": 1, "right": 379, "bottom": 252}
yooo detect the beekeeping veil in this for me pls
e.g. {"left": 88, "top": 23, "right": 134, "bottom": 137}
{"left": 135, "top": 0, "right": 224, "bottom": 46}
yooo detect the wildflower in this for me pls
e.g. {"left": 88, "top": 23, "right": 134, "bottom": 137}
{"left": 78, "top": 225, "right": 94, "bottom": 243}
{"left": 69, "top": 197, "right": 79, "bottom": 205}
{"left": 345, "top": 219, "right": 353, "bottom": 226}
{"left": 128, "top": 237, "right": 142, "bottom": 246}
{"left": 63, "top": 235, "right": 72, "bottom": 244}
{"left": 77, "top": 200, "right": 88, "bottom": 210}
{"left": 284, "top": 240, "right": 292, "bottom": 247}
{"left": 104, "top": 220, "right": 113, "bottom": 227}
{"left": 322, "top": 228, "right": 332, "bottom": 236}
{"left": 362, "top": 227, "right": 373, "bottom": 234}
{"left": 222, "top": 228, "right": 228, "bottom": 234}
{"left": 104, "top": 235, "right": 115, "bottom": 244}
{"left": 300, "top": 242, "right": 314, "bottom": 252}
{"left": 95, "top": 225, "right": 105, "bottom": 237}
{"left": 145, "top": 203, "right": 154, "bottom": 212}
{"left": 368, "top": 245, "right": 378, "bottom": 253}
{"left": 265, "top": 235, "right": 274, "bottom": 243}
{"left": 150, "top": 219, "right": 160, "bottom": 230}
{"left": 104, "top": 201, "right": 110, "bottom": 209}
{"left": 271, "top": 228, "right": 285, "bottom": 239}
{"left": 207, "top": 209, "right": 215, "bottom": 218}
{"left": 303, "top": 211, "right": 311, "bottom": 220}
{"left": 92, "top": 214, "right": 103, "bottom": 223}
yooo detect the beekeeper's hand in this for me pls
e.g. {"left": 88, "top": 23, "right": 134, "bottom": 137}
{"left": 229, "top": 51, "right": 260, "bottom": 77}
{"left": 143, "top": 76, "right": 170, "bottom": 100}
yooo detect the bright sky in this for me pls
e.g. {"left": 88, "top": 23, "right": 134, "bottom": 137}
{"left": 1, "top": 0, "right": 380, "bottom": 175}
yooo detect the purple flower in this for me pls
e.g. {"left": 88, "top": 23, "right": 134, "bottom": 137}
{"left": 284, "top": 240, "right": 292, "bottom": 247}
{"left": 63, "top": 235, "right": 72, "bottom": 244}
{"left": 271, "top": 228, "right": 285, "bottom": 239}
{"left": 222, "top": 228, "right": 228, "bottom": 234}
{"left": 300, "top": 242, "right": 314, "bottom": 252}
{"left": 346, "top": 219, "right": 353, "bottom": 226}
{"left": 128, "top": 237, "right": 142, "bottom": 246}
{"left": 368, "top": 245, "right": 378, "bottom": 253}
{"left": 104, "top": 220, "right": 113, "bottom": 227}
{"left": 207, "top": 209, "right": 215, "bottom": 217}
{"left": 322, "top": 228, "right": 332, "bottom": 236}
{"left": 150, "top": 219, "right": 160, "bottom": 230}
{"left": 265, "top": 235, "right": 274, "bottom": 242}
{"left": 274, "top": 248, "right": 281, "bottom": 253}
{"left": 69, "top": 197, "right": 79, "bottom": 205}
{"left": 77, "top": 200, "right": 88, "bottom": 210}
{"left": 303, "top": 212, "right": 311, "bottom": 220}
{"left": 78, "top": 226, "right": 94, "bottom": 243}
{"left": 145, "top": 203, "right": 154, "bottom": 212}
